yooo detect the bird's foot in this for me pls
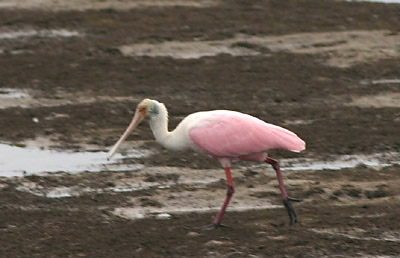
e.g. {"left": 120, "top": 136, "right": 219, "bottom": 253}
{"left": 202, "top": 222, "right": 229, "bottom": 230}
{"left": 283, "top": 197, "right": 302, "bottom": 225}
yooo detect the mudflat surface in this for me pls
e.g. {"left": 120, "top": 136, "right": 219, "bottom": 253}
{"left": 0, "top": 0, "right": 400, "bottom": 257}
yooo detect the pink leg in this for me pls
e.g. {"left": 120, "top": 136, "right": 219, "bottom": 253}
{"left": 265, "top": 157, "right": 302, "bottom": 224}
{"left": 209, "top": 167, "right": 234, "bottom": 228}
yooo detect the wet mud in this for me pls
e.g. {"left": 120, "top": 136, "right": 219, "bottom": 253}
{"left": 1, "top": 0, "right": 400, "bottom": 257}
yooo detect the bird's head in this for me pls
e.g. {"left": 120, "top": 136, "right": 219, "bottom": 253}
{"left": 107, "top": 98, "right": 159, "bottom": 160}
{"left": 137, "top": 98, "right": 159, "bottom": 119}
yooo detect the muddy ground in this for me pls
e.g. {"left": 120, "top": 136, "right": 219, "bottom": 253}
{"left": 1, "top": 0, "right": 400, "bottom": 257}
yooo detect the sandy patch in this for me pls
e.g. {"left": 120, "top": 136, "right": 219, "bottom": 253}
{"left": 119, "top": 30, "right": 400, "bottom": 67}
{"left": 119, "top": 40, "right": 260, "bottom": 59}
{"left": 112, "top": 187, "right": 281, "bottom": 220}
{"left": 348, "top": 92, "right": 400, "bottom": 108}
{"left": 270, "top": 30, "right": 400, "bottom": 68}
{"left": 371, "top": 79, "right": 400, "bottom": 85}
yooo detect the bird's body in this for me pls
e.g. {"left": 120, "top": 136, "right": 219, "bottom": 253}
{"left": 108, "top": 99, "right": 306, "bottom": 227}
{"left": 150, "top": 104, "right": 304, "bottom": 162}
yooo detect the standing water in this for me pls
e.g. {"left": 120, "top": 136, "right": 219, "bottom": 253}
{"left": 0, "top": 143, "right": 145, "bottom": 177}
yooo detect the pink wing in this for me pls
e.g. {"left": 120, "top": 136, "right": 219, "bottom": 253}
{"left": 188, "top": 111, "right": 305, "bottom": 158}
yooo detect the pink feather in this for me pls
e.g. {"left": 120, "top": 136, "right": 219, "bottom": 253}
{"left": 188, "top": 110, "right": 305, "bottom": 160}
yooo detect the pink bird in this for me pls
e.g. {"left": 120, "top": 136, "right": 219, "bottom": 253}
{"left": 108, "top": 98, "right": 306, "bottom": 228}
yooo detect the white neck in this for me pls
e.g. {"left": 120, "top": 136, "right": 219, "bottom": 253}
{"left": 148, "top": 102, "right": 189, "bottom": 152}
{"left": 149, "top": 102, "right": 170, "bottom": 144}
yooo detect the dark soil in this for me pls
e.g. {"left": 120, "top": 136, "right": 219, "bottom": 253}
{"left": 1, "top": 0, "right": 400, "bottom": 257}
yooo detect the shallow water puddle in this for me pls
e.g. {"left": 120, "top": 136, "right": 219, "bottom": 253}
{"left": 238, "top": 152, "right": 400, "bottom": 173}
{"left": 0, "top": 143, "right": 145, "bottom": 177}
{"left": 10, "top": 150, "right": 400, "bottom": 186}
{"left": 0, "top": 88, "right": 29, "bottom": 98}
{"left": 279, "top": 152, "right": 400, "bottom": 171}
{"left": 0, "top": 29, "right": 80, "bottom": 40}
{"left": 0, "top": 88, "right": 136, "bottom": 109}
{"left": 0, "top": 29, "right": 81, "bottom": 55}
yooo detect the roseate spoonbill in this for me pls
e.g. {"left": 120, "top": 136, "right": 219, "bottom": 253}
{"left": 108, "top": 98, "right": 306, "bottom": 228}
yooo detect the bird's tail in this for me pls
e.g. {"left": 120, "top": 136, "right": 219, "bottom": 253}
{"left": 268, "top": 125, "right": 306, "bottom": 152}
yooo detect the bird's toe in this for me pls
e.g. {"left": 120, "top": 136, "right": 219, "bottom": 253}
{"left": 283, "top": 197, "right": 301, "bottom": 225}
{"left": 202, "top": 222, "right": 229, "bottom": 230}
{"left": 288, "top": 197, "right": 302, "bottom": 202}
